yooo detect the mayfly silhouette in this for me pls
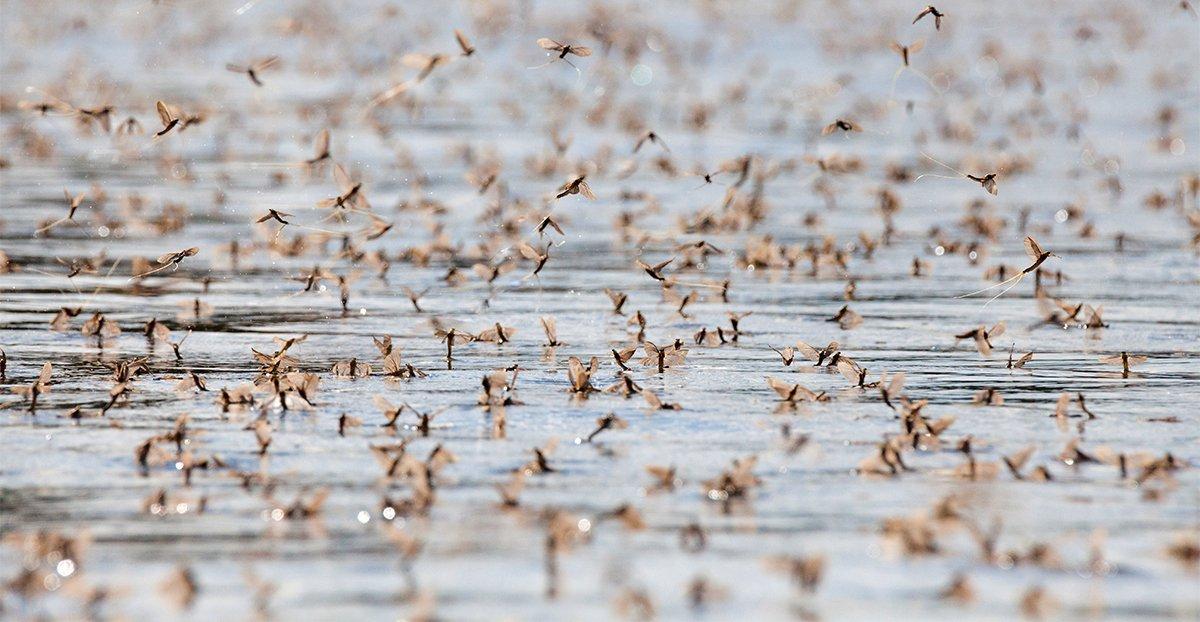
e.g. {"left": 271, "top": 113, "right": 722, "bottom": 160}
{"left": 959, "top": 237, "right": 1058, "bottom": 303}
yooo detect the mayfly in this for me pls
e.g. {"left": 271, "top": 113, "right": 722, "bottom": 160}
{"left": 585, "top": 413, "right": 629, "bottom": 442}
{"left": 11, "top": 361, "right": 52, "bottom": 411}
{"left": 916, "top": 152, "right": 1000, "bottom": 196}
{"left": 642, "top": 388, "right": 681, "bottom": 411}
{"left": 954, "top": 322, "right": 1005, "bottom": 356}
{"left": 225, "top": 56, "right": 280, "bottom": 86}
{"left": 533, "top": 38, "right": 592, "bottom": 71}
{"left": 913, "top": 5, "right": 945, "bottom": 30}
{"left": 1099, "top": 351, "right": 1147, "bottom": 377}
{"left": 887, "top": 39, "right": 938, "bottom": 96}
{"left": 634, "top": 130, "right": 670, "bottom": 154}
{"left": 317, "top": 164, "right": 368, "bottom": 217}
{"left": 766, "top": 377, "right": 826, "bottom": 403}
{"left": 518, "top": 242, "right": 551, "bottom": 277}
{"left": 641, "top": 341, "right": 688, "bottom": 373}
{"left": 555, "top": 175, "right": 595, "bottom": 200}
{"left": 133, "top": 247, "right": 199, "bottom": 279}
{"left": 35, "top": 189, "right": 88, "bottom": 235}
{"left": 959, "top": 237, "right": 1058, "bottom": 303}
{"left": 305, "top": 129, "right": 331, "bottom": 166}
{"left": 796, "top": 340, "right": 840, "bottom": 366}
{"left": 154, "top": 100, "right": 180, "bottom": 137}
{"left": 821, "top": 118, "right": 862, "bottom": 136}
{"left": 454, "top": 30, "right": 476, "bottom": 57}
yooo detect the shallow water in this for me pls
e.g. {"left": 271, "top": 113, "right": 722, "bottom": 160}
{"left": 1, "top": 0, "right": 1199, "bottom": 620}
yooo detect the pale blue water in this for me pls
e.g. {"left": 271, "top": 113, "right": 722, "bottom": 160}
{"left": 1, "top": 0, "right": 1198, "bottom": 619}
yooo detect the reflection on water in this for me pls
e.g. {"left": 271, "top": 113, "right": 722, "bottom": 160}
{"left": 1, "top": 0, "right": 1198, "bottom": 619}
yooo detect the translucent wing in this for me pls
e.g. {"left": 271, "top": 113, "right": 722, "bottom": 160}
{"left": 401, "top": 53, "right": 433, "bottom": 69}
{"left": 373, "top": 394, "right": 398, "bottom": 414}
{"left": 570, "top": 46, "right": 592, "bottom": 57}
{"left": 253, "top": 56, "right": 280, "bottom": 71}
{"left": 540, "top": 316, "right": 557, "bottom": 341}
{"left": 836, "top": 358, "right": 860, "bottom": 383}
{"left": 1005, "top": 445, "right": 1036, "bottom": 471}
{"left": 795, "top": 340, "right": 820, "bottom": 361}
{"left": 578, "top": 180, "right": 596, "bottom": 199}
{"left": 888, "top": 372, "right": 906, "bottom": 395}
{"left": 537, "top": 38, "right": 562, "bottom": 50}
{"left": 641, "top": 389, "right": 662, "bottom": 409}
{"left": 1024, "top": 236, "right": 1042, "bottom": 263}
{"left": 518, "top": 242, "right": 542, "bottom": 260}
{"left": 454, "top": 30, "right": 473, "bottom": 54}
{"left": 908, "top": 39, "right": 925, "bottom": 54}
{"left": 333, "top": 164, "right": 354, "bottom": 192}
{"left": 313, "top": 129, "right": 329, "bottom": 156}
{"left": 1054, "top": 393, "right": 1071, "bottom": 419}
{"left": 156, "top": 100, "right": 173, "bottom": 125}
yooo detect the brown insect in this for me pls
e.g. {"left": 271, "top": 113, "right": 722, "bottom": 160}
{"left": 954, "top": 322, "right": 1005, "bottom": 356}
{"left": 496, "top": 471, "right": 526, "bottom": 507}
{"left": 11, "top": 361, "right": 52, "bottom": 412}
{"left": 913, "top": 5, "right": 945, "bottom": 30}
{"left": 455, "top": 30, "right": 475, "bottom": 57}
{"left": 644, "top": 464, "right": 679, "bottom": 492}
{"left": 605, "top": 289, "right": 629, "bottom": 314}
{"left": 555, "top": 174, "right": 595, "bottom": 200}
{"left": 960, "top": 237, "right": 1058, "bottom": 302}
{"left": 641, "top": 340, "right": 688, "bottom": 373}
{"left": 794, "top": 340, "right": 838, "bottom": 367}
{"left": 305, "top": 129, "right": 331, "bottom": 166}
{"left": 36, "top": 189, "right": 87, "bottom": 235}
{"left": 766, "top": 377, "right": 826, "bottom": 403}
{"left": 877, "top": 372, "right": 906, "bottom": 410}
{"left": 155, "top": 100, "right": 180, "bottom": 136}
{"left": 566, "top": 356, "right": 599, "bottom": 394}
{"left": 1007, "top": 347, "right": 1034, "bottom": 369}
{"left": 435, "top": 327, "right": 475, "bottom": 369}
{"left": 535, "top": 214, "right": 565, "bottom": 237}
{"left": 918, "top": 153, "right": 1000, "bottom": 196}
{"left": 317, "top": 164, "right": 367, "bottom": 214}
{"left": 585, "top": 413, "right": 629, "bottom": 442}
{"left": 403, "top": 52, "right": 450, "bottom": 83}
{"left": 477, "top": 322, "right": 517, "bottom": 344}
{"left": 225, "top": 56, "right": 280, "bottom": 86}
{"left": 134, "top": 247, "right": 199, "bottom": 278}
{"left": 535, "top": 38, "right": 592, "bottom": 69}
{"left": 634, "top": 130, "right": 670, "bottom": 154}
{"left": 636, "top": 257, "right": 674, "bottom": 282}
{"left": 769, "top": 345, "right": 796, "bottom": 366}
{"left": 836, "top": 356, "right": 875, "bottom": 388}
{"left": 540, "top": 316, "right": 563, "bottom": 347}
{"left": 890, "top": 39, "right": 924, "bottom": 67}
{"left": 642, "top": 388, "right": 682, "bottom": 411}
{"left": 1100, "top": 351, "right": 1147, "bottom": 377}
{"left": 821, "top": 118, "right": 861, "bottom": 135}
{"left": 401, "top": 287, "right": 429, "bottom": 312}
{"left": 518, "top": 242, "right": 551, "bottom": 277}
{"left": 611, "top": 346, "right": 637, "bottom": 371}
{"left": 255, "top": 209, "right": 292, "bottom": 226}
{"left": 331, "top": 358, "right": 372, "bottom": 378}
{"left": 827, "top": 305, "right": 863, "bottom": 330}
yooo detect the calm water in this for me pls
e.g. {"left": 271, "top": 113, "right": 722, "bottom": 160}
{"left": 1, "top": 0, "right": 1199, "bottom": 619}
